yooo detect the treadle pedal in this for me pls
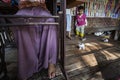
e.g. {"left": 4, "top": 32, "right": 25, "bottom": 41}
{"left": 0, "top": 74, "right": 9, "bottom": 80}
{"left": 0, "top": 72, "right": 4, "bottom": 79}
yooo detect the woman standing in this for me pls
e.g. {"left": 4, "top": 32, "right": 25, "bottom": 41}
{"left": 10, "top": 0, "right": 57, "bottom": 80}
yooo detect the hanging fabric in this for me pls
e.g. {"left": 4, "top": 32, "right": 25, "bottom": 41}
{"left": 2, "top": 0, "right": 11, "bottom": 4}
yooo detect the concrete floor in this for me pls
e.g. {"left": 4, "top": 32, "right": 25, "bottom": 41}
{"left": 1, "top": 34, "right": 120, "bottom": 80}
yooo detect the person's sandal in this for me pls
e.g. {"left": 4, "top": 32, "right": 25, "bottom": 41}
{"left": 66, "top": 36, "right": 72, "bottom": 40}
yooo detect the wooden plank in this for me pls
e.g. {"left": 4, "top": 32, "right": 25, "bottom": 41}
{"left": 66, "top": 0, "right": 86, "bottom": 8}
{"left": 85, "top": 26, "right": 119, "bottom": 33}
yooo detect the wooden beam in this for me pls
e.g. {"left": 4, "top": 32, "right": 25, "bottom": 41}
{"left": 67, "top": 0, "right": 86, "bottom": 8}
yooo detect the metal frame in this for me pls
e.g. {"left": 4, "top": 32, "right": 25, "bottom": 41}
{"left": 0, "top": 28, "right": 8, "bottom": 79}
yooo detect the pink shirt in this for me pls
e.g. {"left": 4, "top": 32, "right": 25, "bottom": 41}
{"left": 76, "top": 13, "right": 86, "bottom": 26}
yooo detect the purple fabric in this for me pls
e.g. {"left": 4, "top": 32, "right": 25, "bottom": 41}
{"left": 76, "top": 13, "right": 86, "bottom": 26}
{"left": 10, "top": 7, "right": 57, "bottom": 80}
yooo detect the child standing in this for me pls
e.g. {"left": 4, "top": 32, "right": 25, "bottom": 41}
{"left": 75, "top": 6, "right": 87, "bottom": 41}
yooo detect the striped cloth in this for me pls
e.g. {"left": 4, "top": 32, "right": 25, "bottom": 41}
{"left": 19, "top": 0, "right": 47, "bottom": 9}
{"left": 20, "top": 0, "right": 45, "bottom": 3}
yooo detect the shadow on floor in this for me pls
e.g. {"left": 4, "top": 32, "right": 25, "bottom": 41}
{"left": 94, "top": 53, "right": 120, "bottom": 80}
